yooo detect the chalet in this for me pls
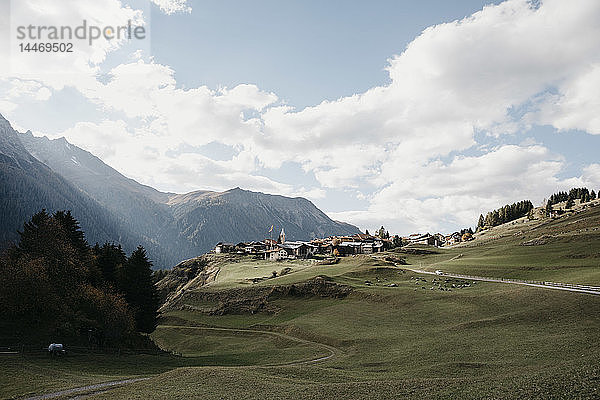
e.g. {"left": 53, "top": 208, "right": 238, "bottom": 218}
{"left": 279, "top": 242, "right": 318, "bottom": 259}
{"left": 434, "top": 233, "right": 446, "bottom": 246}
{"left": 318, "top": 243, "right": 334, "bottom": 255}
{"left": 361, "top": 242, "right": 374, "bottom": 254}
{"left": 337, "top": 242, "right": 362, "bottom": 256}
{"left": 445, "top": 232, "right": 462, "bottom": 246}
{"left": 242, "top": 241, "right": 266, "bottom": 254}
{"left": 214, "top": 242, "right": 235, "bottom": 253}
{"left": 409, "top": 233, "right": 443, "bottom": 247}
{"left": 266, "top": 248, "right": 289, "bottom": 261}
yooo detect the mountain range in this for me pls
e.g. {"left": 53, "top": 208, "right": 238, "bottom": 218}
{"left": 0, "top": 114, "right": 359, "bottom": 267}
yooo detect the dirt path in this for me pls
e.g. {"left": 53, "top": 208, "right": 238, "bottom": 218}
{"left": 405, "top": 267, "right": 600, "bottom": 295}
{"left": 158, "top": 325, "right": 340, "bottom": 366}
{"left": 25, "top": 325, "right": 338, "bottom": 399}
{"left": 24, "top": 378, "right": 150, "bottom": 400}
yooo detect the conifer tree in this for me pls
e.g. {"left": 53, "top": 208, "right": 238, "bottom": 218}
{"left": 565, "top": 197, "right": 574, "bottom": 209}
{"left": 94, "top": 243, "right": 127, "bottom": 286}
{"left": 1, "top": 210, "right": 135, "bottom": 342}
{"left": 122, "top": 246, "right": 160, "bottom": 333}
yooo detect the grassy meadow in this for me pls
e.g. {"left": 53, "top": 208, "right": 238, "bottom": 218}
{"left": 101, "top": 258, "right": 600, "bottom": 399}
{"left": 3, "top": 205, "right": 600, "bottom": 399}
{"left": 399, "top": 204, "right": 600, "bottom": 284}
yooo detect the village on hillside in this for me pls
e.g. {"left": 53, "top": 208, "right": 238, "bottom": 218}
{"left": 213, "top": 227, "right": 475, "bottom": 261}
{"left": 214, "top": 189, "right": 600, "bottom": 262}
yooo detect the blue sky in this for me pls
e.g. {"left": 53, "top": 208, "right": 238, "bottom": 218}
{"left": 1, "top": 0, "right": 599, "bottom": 235}
{"left": 150, "top": 0, "right": 502, "bottom": 108}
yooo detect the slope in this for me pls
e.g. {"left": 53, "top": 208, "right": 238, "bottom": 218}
{"left": 19, "top": 131, "right": 195, "bottom": 267}
{"left": 15, "top": 125, "right": 361, "bottom": 264}
{"left": 397, "top": 200, "right": 600, "bottom": 284}
{"left": 0, "top": 115, "right": 143, "bottom": 253}
{"left": 168, "top": 187, "right": 360, "bottom": 253}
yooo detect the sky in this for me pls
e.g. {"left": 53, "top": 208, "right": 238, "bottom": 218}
{"left": 1, "top": 0, "right": 599, "bottom": 235}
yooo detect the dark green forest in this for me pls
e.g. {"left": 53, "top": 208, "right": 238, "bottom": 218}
{"left": 0, "top": 210, "right": 160, "bottom": 347}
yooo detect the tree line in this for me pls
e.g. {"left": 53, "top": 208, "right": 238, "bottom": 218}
{"left": 545, "top": 187, "right": 597, "bottom": 214}
{"left": 477, "top": 200, "right": 534, "bottom": 230}
{"left": 0, "top": 209, "right": 160, "bottom": 346}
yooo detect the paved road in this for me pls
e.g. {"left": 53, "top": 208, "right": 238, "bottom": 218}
{"left": 405, "top": 267, "right": 600, "bottom": 295}
{"left": 25, "top": 325, "right": 339, "bottom": 399}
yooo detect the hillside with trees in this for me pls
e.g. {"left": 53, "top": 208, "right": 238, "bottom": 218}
{"left": 545, "top": 187, "right": 597, "bottom": 215}
{"left": 477, "top": 200, "right": 534, "bottom": 231}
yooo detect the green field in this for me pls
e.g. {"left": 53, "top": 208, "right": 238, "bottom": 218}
{"left": 3, "top": 206, "right": 600, "bottom": 399}
{"left": 399, "top": 204, "right": 600, "bottom": 284}
{"left": 102, "top": 265, "right": 600, "bottom": 399}
{"left": 0, "top": 352, "right": 179, "bottom": 398}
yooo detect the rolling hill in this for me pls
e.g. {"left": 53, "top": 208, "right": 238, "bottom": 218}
{"left": 3, "top": 135, "right": 599, "bottom": 398}
{"left": 398, "top": 198, "right": 600, "bottom": 284}
{"left": 96, "top": 202, "right": 598, "bottom": 399}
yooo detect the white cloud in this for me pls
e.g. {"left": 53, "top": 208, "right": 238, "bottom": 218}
{"left": 581, "top": 164, "right": 600, "bottom": 190}
{"left": 6, "top": 0, "right": 600, "bottom": 235}
{"left": 256, "top": 0, "right": 600, "bottom": 185}
{"left": 6, "top": 79, "right": 52, "bottom": 101}
{"left": 81, "top": 60, "right": 277, "bottom": 146}
{"left": 149, "top": 0, "right": 191, "bottom": 15}
{"left": 54, "top": 119, "right": 133, "bottom": 160}
{"left": 4, "top": 0, "right": 145, "bottom": 90}
{"left": 0, "top": 78, "right": 52, "bottom": 120}
{"left": 331, "top": 145, "right": 584, "bottom": 234}
{"left": 533, "top": 64, "right": 600, "bottom": 134}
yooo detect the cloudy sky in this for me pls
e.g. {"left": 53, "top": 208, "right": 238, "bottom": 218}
{"left": 1, "top": 0, "right": 599, "bottom": 235}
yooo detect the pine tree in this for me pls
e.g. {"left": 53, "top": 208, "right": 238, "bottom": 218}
{"left": 94, "top": 243, "right": 127, "bottom": 285}
{"left": 53, "top": 210, "right": 88, "bottom": 254}
{"left": 565, "top": 197, "right": 574, "bottom": 209}
{"left": 122, "top": 246, "right": 160, "bottom": 333}
{"left": 477, "top": 214, "right": 484, "bottom": 229}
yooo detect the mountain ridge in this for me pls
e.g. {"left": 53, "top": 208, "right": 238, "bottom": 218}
{"left": 0, "top": 114, "right": 146, "bottom": 253}
{"left": 1, "top": 114, "right": 361, "bottom": 267}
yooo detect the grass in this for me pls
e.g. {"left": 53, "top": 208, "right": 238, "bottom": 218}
{"left": 398, "top": 204, "right": 600, "bottom": 284}
{"left": 4, "top": 205, "right": 600, "bottom": 399}
{"left": 0, "top": 330, "right": 329, "bottom": 399}
{"left": 98, "top": 270, "right": 600, "bottom": 399}
{"left": 151, "top": 325, "right": 327, "bottom": 365}
{"left": 0, "top": 352, "right": 180, "bottom": 399}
